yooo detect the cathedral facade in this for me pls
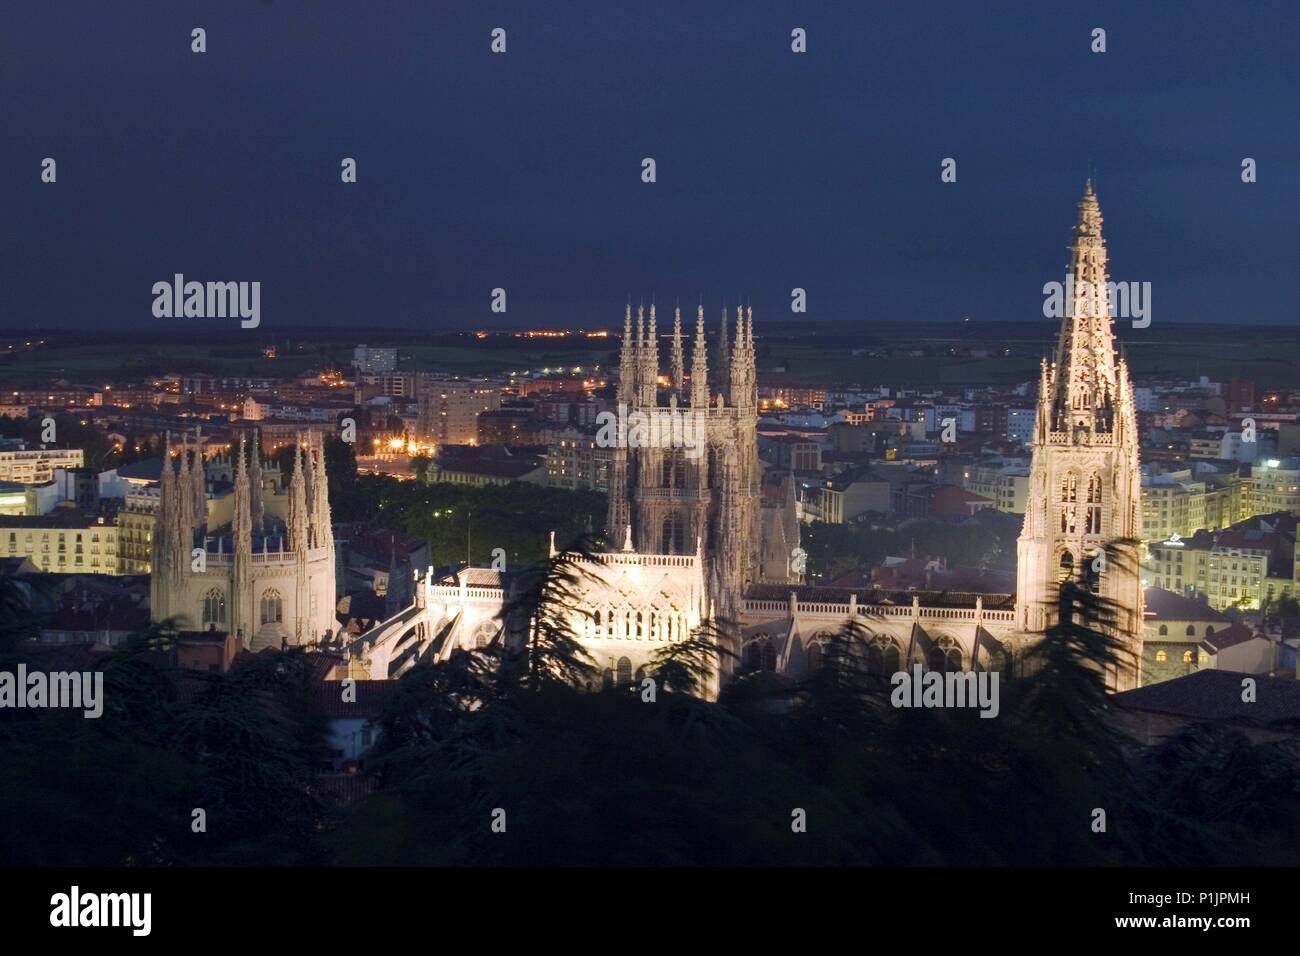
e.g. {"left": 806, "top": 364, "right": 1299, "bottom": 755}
{"left": 151, "top": 431, "right": 338, "bottom": 650}
{"left": 607, "top": 301, "right": 801, "bottom": 620}
{"left": 347, "top": 301, "right": 801, "bottom": 689}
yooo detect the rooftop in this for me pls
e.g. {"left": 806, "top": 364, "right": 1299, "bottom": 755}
{"left": 1143, "top": 587, "right": 1229, "bottom": 622}
{"left": 1114, "top": 669, "right": 1300, "bottom": 726}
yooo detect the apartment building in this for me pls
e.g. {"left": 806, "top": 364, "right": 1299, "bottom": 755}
{"left": 546, "top": 432, "right": 614, "bottom": 492}
{"left": 0, "top": 510, "right": 120, "bottom": 574}
{"left": 960, "top": 460, "right": 1029, "bottom": 514}
{"left": 0, "top": 447, "right": 85, "bottom": 484}
{"left": 419, "top": 380, "right": 502, "bottom": 444}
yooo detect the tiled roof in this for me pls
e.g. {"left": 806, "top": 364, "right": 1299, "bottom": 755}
{"left": 1143, "top": 588, "right": 1229, "bottom": 622}
{"left": 1114, "top": 669, "right": 1300, "bottom": 725}
{"left": 1199, "top": 622, "right": 1262, "bottom": 653}
{"left": 115, "top": 458, "right": 165, "bottom": 481}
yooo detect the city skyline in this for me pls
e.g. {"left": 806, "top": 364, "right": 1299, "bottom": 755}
{"left": 2, "top": 2, "right": 1298, "bottom": 916}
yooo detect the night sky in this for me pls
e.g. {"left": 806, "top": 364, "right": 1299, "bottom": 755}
{"left": 2, "top": 0, "right": 1296, "bottom": 333}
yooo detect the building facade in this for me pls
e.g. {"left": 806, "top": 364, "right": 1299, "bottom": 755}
{"left": 604, "top": 302, "right": 798, "bottom": 620}
{"left": 418, "top": 380, "right": 502, "bottom": 444}
{"left": 0, "top": 447, "right": 85, "bottom": 483}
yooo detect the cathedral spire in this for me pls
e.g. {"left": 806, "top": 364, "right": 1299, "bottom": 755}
{"left": 729, "top": 305, "right": 754, "bottom": 408}
{"left": 191, "top": 426, "right": 206, "bottom": 532}
{"left": 249, "top": 430, "right": 265, "bottom": 531}
{"left": 176, "top": 432, "right": 195, "bottom": 540}
{"left": 670, "top": 302, "right": 686, "bottom": 398}
{"left": 618, "top": 300, "right": 636, "bottom": 405}
{"left": 311, "top": 432, "right": 334, "bottom": 555}
{"left": 1049, "top": 180, "right": 1119, "bottom": 434}
{"left": 232, "top": 442, "right": 249, "bottom": 561}
{"left": 639, "top": 301, "right": 659, "bottom": 406}
{"left": 288, "top": 437, "right": 309, "bottom": 553}
{"left": 715, "top": 304, "right": 730, "bottom": 394}
{"left": 690, "top": 301, "right": 709, "bottom": 408}
{"left": 1016, "top": 185, "right": 1142, "bottom": 683}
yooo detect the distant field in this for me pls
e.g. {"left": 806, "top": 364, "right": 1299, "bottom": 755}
{"left": 755, "top": 320, "right": 1300, "bottom": 389}
{"left": 0, "top": 321, "right": 1295, "bottom": 389}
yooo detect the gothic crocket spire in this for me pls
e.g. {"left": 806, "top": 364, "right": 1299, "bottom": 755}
{"left": 670, "top": 303, "right": 686, "bottom": 399}
{"left": 1048, "top": 180, "right": 1120, "bottom": 434}
{"left": 690, "top": 300, "right": 709, "bottom": 408}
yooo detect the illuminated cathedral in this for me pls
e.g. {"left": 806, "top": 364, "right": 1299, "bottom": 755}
{"left": 348, "top": 184, "right": 1143, "bottom": 694}
{"left": 150, "top": 430, "right": 338, "bottom": 650}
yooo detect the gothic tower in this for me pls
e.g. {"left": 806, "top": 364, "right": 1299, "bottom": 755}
{"left": 605, "top": 298, "right": 792, "bottom": 622}
{"left": 1015, "top": 182, "right": 1143, "bottom": 689}
{"left": 151, "top": 430, "right": 337, "bottom": 649}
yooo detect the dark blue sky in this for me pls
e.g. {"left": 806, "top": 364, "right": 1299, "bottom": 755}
{"left": 3, "top": 0, "right": 1296, "bottom": 333}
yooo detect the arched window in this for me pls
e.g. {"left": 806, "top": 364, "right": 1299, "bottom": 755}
{"left": 1086, "top": 474, "right": 1102, "bottom": 533}
{"left": 865, "top": 639, "right": 901, "bottom": 677}
{"left": 602, "top": 667, "right": 613, "bottom": 690}
{"left": 1061, "top": 473, "right": 1078, "bottom": 503}
{"left": 472, "top": 620, "right": 497, "bottom": 648}
{"left": 1182, "top": 650, "right": 1194, "bottom": 664}
{"left": 661, "top": 512, "right": 685, "bottom": 554}
{"left": 807, "top": 642, "right": 824, "bottom": 674}
{"left": 661, "top": 450, "right": 686, "bottom": 490}
{"left": 760, "top": 641, "right": 777, "bottom": 672}
{"left": 1158, "top": 624, "right": 1168, "bottom": 636}
{"left": 202, "top": 588, "right": 226, "bottom": 627}
{"left": 927, "top": 641, "right": 963, "bottom": 673}
{"left": 1185, "top": 625, "right": 1195, "bottom": 636}
{"left": 616, "top": 656, "right": 633, "bottom": 685}
{"left": 1205, "top": 626, "right": 1214, "bottom": 637}
{"left": 1058, "top": 551, "right": 1074, "bottom": 583}
{"left": 743, "top": 642, "right": 760, "bottom": 672}
{"left": 260, "top": 589, "right": 282, "bottom": 625}
{"left": 1155, "top": 649, "right": 1168, "bottom": 662}
{"left": 635, "top": 665, "right": 648, "bottom": 685}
